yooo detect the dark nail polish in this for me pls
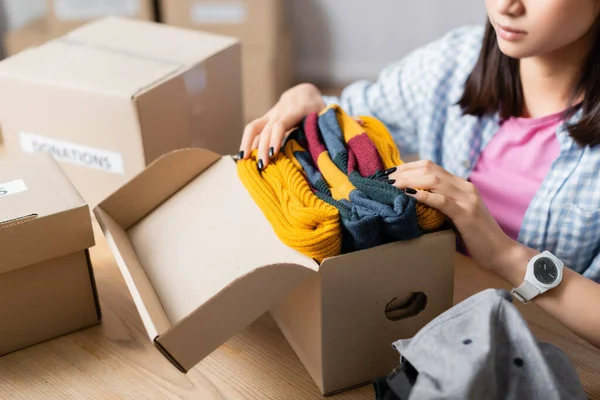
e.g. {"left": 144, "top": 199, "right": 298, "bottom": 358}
{"left": 257, "top": 159, "right": 264, "bottom": 171}
{"left": 385, "top": 179, "right": 395, "bottom": 185}
{"left": 405, "top": 188, "right": 417, "bottom": 194}
{"left": 269, "top": 147, "right": 274, "bottom": 158}
{"left": 383, "top": 167, "right": 397, "bottom": 175}
{"left": 238, "top": 150, "right": 244, "bottom": 160}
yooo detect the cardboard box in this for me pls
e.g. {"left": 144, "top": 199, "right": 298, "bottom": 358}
{"left": 0, "top": 17, "right": 243, "bottom": 207}
{"left": 242, "top": 32, "right": 294, "bottom": 122}
{"left": 159, "top": 0, "right": 293, "bottom": 121}
{"left": 0, "top": 152, "right": 101, "bottom": 356}
{"left": 94, "top": 147, "right": 456, "bottom": 395}
{"left": 160, "top": 0, "right": 285, "bottom": 51}
{"left": 47, "top": 0, "right": 155, "bottom": 32}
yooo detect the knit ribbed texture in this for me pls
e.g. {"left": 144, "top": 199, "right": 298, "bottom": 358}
{"left": 317, "top": 107, "right": 350, "bottom": 173}
{"left": 304, "top": 111, "right": 422, "bottom": 250}
{"left": 304, "top": 113, "right": 357, "bottom": 200}
{"left": 363, "top": 116, "right": 447, "bottom": 232}
{"left": 323, "top": 104, "right": 447, "bottom": 232}
{"left": 236, "top": 149, "right": 341, "bottom": 262}
{"left": 236, "top": 104, "right": 446, "bottom": 261}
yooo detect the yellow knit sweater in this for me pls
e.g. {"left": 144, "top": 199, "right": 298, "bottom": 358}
{"left": 237, "top": 150, "right": 341, "bottom": 262}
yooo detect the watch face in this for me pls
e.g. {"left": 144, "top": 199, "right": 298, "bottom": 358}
{"left": 533, "top": 257, "right": 559, "bottom": 284}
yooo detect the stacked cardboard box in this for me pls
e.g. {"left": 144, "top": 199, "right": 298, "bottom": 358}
{"left": 0, "top": 17, "right": 243, "bottom": 208}
{"left": 160, "top": 0, "right": 295, "bottom": 122}
{"left": 4, "top": 0, "right": 156, "bottom": 56}
{"left": 0, "top": 152, "right": 101, "bottom": 356}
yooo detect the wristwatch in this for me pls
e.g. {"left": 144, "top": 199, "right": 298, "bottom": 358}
{"left": 511, "top": 251, "right": 564, "bottom": 303}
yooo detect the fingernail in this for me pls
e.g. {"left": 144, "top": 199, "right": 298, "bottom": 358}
{"left": 269, "top": 147, "right": 274, "bottom": 158}
{"left": 238, "top": 150, "right": 244, "bottom": 159}
{"left": 257, "top": 159, "right": 264, "bottom": 171}
{"left": 404, "top": 188, "right": 417, "bottom": 194}
{"left": 383, "top": 167, "right": 397, "bottom": 175}
{"left": 385, "top": 179, "right": 395, "bottom": 185}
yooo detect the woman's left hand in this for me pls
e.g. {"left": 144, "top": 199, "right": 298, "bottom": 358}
{"left": 385, "top": 160, "right": 518, "bottom": 270}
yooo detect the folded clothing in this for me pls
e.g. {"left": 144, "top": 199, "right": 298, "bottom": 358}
{"left": 319, "top": 105, "right": 446, "bottom": 232}
{"left": 236, "top": 149, "right": 341, "bottom": 263}
{"left": 289, "top": 113, "right": 422, "bottom": 253}
{"left": 236, "top": 104, "right": 447, "bottom": 261}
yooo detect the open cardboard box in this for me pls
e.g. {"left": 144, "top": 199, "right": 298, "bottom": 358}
{"left": 94, "top": 148, "right": 456, "bottom": 395}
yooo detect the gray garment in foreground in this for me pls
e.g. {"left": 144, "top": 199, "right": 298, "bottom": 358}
{"left": 391, "top": 288, "right": 586, "bottom": 400}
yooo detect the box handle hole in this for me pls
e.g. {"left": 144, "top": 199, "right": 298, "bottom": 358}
{"left": 385, "top": 292, "right": 427, "bottom": 321}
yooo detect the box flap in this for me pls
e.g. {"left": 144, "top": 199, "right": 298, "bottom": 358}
{"left": 0, "top": 152, "right": 94, "bottom": 274}
{"left": 94, "top": 207, "right": 171, "bottom": 340}
{"left": 64, "top": 16, "right": 240, "bottom": 67}
{"left": 94, "top": 148, "right": 318, "bottom": 357}
{"left": 0, "top": 17, "right": 239, "bottom": 97}
{"left": 0, "top": 38, "right": 179, "bottom": 97}
{"left": 97, "top": 148, "right": 222, "bottom": 229}
{"left": 154, "top": 261, "right": 316, "bottom": 371}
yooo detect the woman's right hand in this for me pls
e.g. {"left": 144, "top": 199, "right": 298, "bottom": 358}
{"left": 239, "top": 83, "right": 326, "bottom": 170}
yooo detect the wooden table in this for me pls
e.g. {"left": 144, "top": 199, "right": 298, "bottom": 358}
{"left": 1, "top": 235, "right": 599, "bottom": 400}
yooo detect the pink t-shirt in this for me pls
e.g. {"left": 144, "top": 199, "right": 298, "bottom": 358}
{"left": 468, "top": 112, "right": 562, "bottom": 240}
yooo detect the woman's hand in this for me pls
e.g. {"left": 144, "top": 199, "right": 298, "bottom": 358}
{"left": 239, "top": 83, "right": 326, "bottom": 170}
{"left": 386, "top": 159, "right": 600, "bottom": 350}
{"left": 385, "top": 159, "right": 517, "bottom": 270}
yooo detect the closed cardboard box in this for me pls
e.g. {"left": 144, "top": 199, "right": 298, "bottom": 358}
{"left": 0, "top": 17, "right": 243, "bottom": 207}
{"left": 242, "top": 32, "right": 294, "bottom": 122}
{"left": 160, "top": 0, "right": 293, "bottom": 122}
{"left": 160, "top": 0, "right": 284, "bottom": 51}
{"left": 94, "top": 148, "right": 456, "bottom": 395}
{"left": 47, "top": 0, "right": 155, "bottom": 32}
{"left": 0, "top": 153, "right": 101, "bottom": 356}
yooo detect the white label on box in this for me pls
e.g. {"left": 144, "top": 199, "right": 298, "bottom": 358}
{"left": 20, "top": 132, "right": 125, "bottom": 175}
{"left": 0, "top": 180, "right": 27, "bottom": 198}
{"left": 54, "top": 0, "right": 141, "bottom": 20}
{"left": 191, "top": 2, "right": 248, "bottom": 24}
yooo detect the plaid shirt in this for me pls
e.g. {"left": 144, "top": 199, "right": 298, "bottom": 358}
{"left": 324, "top": 25, "right": 600, "bottom": 282}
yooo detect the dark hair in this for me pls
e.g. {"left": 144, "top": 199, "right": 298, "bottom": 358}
{"left": 458, "top": 20, "right": 600, "bottom": 147}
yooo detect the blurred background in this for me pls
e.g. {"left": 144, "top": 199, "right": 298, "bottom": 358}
{"left": 0, "top": 0, "right": 486, "bottom": 120}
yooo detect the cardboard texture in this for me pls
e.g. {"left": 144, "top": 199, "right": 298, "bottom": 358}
{"left": 242, "top": 32, "right": 295, "bottom": 122}
{"left": 159, "top": 0, "right": 293, "bottom": 122}
{"left": 0, "top": 16, "right": 243, "bottom": 207}
{"left": 0, "top": 152, "right": 101, "bottom": 356}
{"left": 94, "top": 148, "right": 456, "bottom": 395}
{"left": 160, "top": 0, "right": 285, "bottom": 51}
{"left": 47, "top": 0, "right": 156, "bottom": 32}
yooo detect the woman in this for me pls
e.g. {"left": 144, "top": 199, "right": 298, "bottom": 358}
{"left": 239, "top": 0, "right": 600, "bottom": 349}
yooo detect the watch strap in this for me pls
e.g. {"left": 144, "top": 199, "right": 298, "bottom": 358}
{"left": 511, "top": 280, "right": 540, "bottom": 303}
